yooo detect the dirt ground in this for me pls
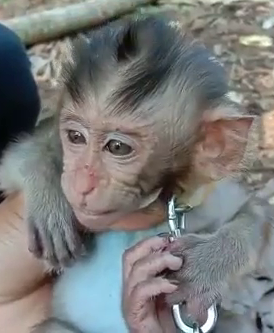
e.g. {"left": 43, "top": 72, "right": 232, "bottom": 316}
{"left": 1, "top": 0, "right": 274, "bottom": 187}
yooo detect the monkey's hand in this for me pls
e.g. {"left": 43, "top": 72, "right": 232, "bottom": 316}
{"left": 27, "top": 191, "right": 84, "bottom": 270}
{"left": 165, "top": 187, "right": 274, "bottom": 317}
{"left": 165, "top": 232, "right": 234, "bottom": 315}
{"left": 0, "top": 118, "right": 85, "bottom": 270}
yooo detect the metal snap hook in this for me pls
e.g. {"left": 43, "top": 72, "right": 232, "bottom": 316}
{"left": 166, "top": 196, "right": 218, "bottom": 333}
{"left": 172, "top": 303, "right": 218, "bottom": 333}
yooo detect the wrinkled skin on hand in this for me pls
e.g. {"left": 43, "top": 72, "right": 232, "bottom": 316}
{"left": 122, "top": 235, "right": 182, "bottom": 333}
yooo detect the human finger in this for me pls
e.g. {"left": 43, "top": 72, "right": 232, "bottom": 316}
{"left": 123, "top": 236, "right": 169, "bottom": 280}
{"left": 127, "top": 251, "right": 182, "bottom": 291}
{"left": 130, "top": 277, "right": 178, "bottom": 315}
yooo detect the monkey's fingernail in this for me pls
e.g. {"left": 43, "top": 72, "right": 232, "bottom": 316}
{"left": 157, "top": 232, "right": 170, "bottom": 238}
{"left": 172, "top": 251, "right": 182, "bottom": 257}
{"left": 169, "top": 279, "right": 180, "bottom": 286}
{"left": 28, "top": 245, "right": 42, "bottom": 257}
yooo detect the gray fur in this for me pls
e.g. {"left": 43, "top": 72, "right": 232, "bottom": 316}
{"left": 0, "top": 117, "right": 82, "bottom": 268}
{"left": 166, "top": 191, "right": 273, "bottom": 311}
{"left": 0, "top": 12, "right": 269, "bottom": 332}
{"left": 213, "top": 309, "right": 258, "bottom": 333}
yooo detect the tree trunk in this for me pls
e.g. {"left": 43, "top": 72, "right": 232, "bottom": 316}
{"left": 2, "top": 0, "right": 154, "bottom": 45}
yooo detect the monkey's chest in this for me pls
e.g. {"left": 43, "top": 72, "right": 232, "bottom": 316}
{"left": 52, "top": 223, "right": 169, "bottom": 333}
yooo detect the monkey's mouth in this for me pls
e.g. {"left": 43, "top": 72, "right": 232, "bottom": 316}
{"left": 90, "top": 209, "right": 118, "bottom": 217}
{"left": 74, "top": 207, "right": 127, "bottom": 230}
{"left": 76, "top": 205, "right": 120, "bottom": 218}
{"left": 76, "top": 200, "right": 119, "bottom": 216}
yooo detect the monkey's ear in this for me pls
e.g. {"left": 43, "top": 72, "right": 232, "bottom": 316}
{"left": 193, "top": 115, "right": 258, "bottom": 180}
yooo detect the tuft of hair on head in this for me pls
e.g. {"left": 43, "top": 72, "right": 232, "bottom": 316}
{"left": 58, "top": 13, "right": 229, "bottom": 116}
{"left": 115, "top": 21, "right": 140, "bottom": 63}
{"left": 110, "top": 14, "right": 229, "bottom": 116}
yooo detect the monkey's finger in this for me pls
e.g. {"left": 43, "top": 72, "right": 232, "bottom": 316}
{"left": 128, "top": 251, "right": 182, "bottom": 291}
{"left": 165, "top": 280, "right": 189, "bottom": 305}
{"left": 167, "top": 234, "right": 204, "bottom": 254}
{"left": 65, "top": 214, "right": 86, "bottom": 257}
{"left": 28, "top": 223, "right": 43, "bottom": 258}
{"left": 27, "top": 215, "right": 59, "bottom": 266}
{"left": 27, "top": 220, "right": 44, "bottom": 258}
{"left": 57, "top": 223, "right": 84, "bottom": 266}
{"left": 166, "top": 285, "right": 220, "bottom": 324}
{"left": 130, "top": 277, "right": 178, "bottom": 314}
{"left": 37, "top": 229, "right": 59, "bottom": 267}
{"left": 186, "top": 295, "right": 217, "bottom": 321}
{"left": 67, "top": 232, "right": 85, "bottom": 259}
{"left": 53, "top": 235, "right": 76, "bottom": 268}
{"left": 123, "top": 236, "right": 169, "bottom": 280}
{"left": 184, "top": 292, "right": 221, "bottom": 327}
{"left": 49, "top": 231, "right": 80, "bottom": 268}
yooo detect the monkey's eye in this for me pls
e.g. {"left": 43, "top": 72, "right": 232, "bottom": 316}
{"left": 104, "top": 139, "right": 133, "bottom": 156}
{"left": 67, "top": 130, "right": 86, "bottom": 145}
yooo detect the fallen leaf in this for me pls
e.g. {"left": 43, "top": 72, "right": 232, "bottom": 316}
{"left": 227, "top": 90, "right": 244, "bottom": 103}
{"left": 239, "top": 35, "right": 273, "bottom": 48}
{"left": 262, "top": 16, "right": 274, "bottom": 30}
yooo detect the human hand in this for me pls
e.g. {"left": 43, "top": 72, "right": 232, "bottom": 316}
{"left": 122, "top": 235, "right": 182, "bottom": 333}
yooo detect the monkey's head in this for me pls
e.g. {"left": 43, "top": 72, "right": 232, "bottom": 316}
{"left": 58, "top": 14, "right": 258, "bottom": 230}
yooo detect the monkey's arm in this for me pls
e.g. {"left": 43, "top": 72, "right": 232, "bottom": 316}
{"left": 0, "top": 117, "right": 82, "bottom": 268}
{"left": 166, "top": 184, "right": 274, "bottom": 313}
{"left": 214, "top": 310, "right": 258, "bottom": 333}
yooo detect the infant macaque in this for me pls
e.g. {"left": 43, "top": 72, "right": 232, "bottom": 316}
{"left": 0, "top": 12, "right": 269, "bottom": 333}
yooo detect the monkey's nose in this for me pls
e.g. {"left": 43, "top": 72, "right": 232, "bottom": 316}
{"left": 75, "top": 169, "right": 97, "bottom": 195}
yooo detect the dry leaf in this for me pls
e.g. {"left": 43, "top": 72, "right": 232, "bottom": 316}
{"left": 227, "top": 91, "right": 244, "bottom": 103}
{"left": 239, "top": 35, "right": 273, "bottom": 48}
{"left": 262, "top": 16, "right": 274, "bottom": 30}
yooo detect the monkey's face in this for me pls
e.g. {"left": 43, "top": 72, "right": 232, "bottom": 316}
{"left": 57, "top": 15, "right": 255, "bottom": 230}
{"left": 59, "top": 100, "right": 172, "bottom": 230}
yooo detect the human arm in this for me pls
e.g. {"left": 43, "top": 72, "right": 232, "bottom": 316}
{"left": 0, "top": 193, "right": 52, "bottom": 333}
